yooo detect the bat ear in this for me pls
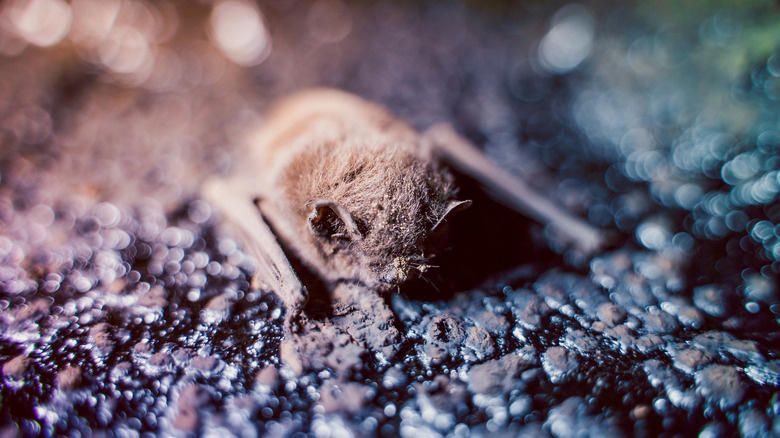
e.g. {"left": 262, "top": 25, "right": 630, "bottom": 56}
{"left": 308, "top": 199, "right": 363, "bottom": 241}
{"left": 431, "top": 199, "right": 472, "bottom": 231}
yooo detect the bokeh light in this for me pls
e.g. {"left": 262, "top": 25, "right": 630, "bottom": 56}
{"left": 307, "top": 0, "right": 352, "bottom": 44}
{"left": 69, "top": 0, "right": 121, "bottom": 48}
{"left": 1, "top": 0, "right": 72, "bottom": 47}
{"left": 209, "top": 0, "right": 271, "bottom": 67}
{"left": 539, "top": 4, "right": 595, "bottom": 74}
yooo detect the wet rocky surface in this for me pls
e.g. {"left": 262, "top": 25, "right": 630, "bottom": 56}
{"left": 1, "top": 0, "right": 779, "bottom": 437}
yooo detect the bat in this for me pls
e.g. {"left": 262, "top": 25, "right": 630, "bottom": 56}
{"left": 203, "top": 88, "right": 607, "bottom": 374}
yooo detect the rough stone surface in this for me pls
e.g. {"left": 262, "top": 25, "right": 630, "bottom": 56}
{"left": 174, "top": 384, "right": 213, "bottom": 433}
{"left": 56, "top": 366, "right": 82, "bottom": 391}
{"left": 542, "top": 346, "right": 580, "bottom": 384}
{"left": 597, "top": 302, "right": 627, "bottom": 327}
{"left": 1, "top": 2, "right": 779, "bottom": 437}
{"left": 2, "top": 355, "right": 28, "bottom": 380}
{"left": 544, "top": 397, "right": 622, "bottom": 438}
{"left": 467, "top": 354, "right": 536, "bottom": 395}
{"left": 693, "top": 285, "right": 729, "bottom": 317}
{"left": 668, "top": 344, "right": 715, "bottom": 374}
{"left": 695, "top": 365, "right": 747, "bottom": 410}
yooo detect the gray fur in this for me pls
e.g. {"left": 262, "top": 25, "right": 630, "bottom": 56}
{"left": 252, "top": 89, "right": 463, "bottom": 289}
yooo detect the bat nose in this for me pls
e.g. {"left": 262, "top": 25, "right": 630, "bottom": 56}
{"left": 380, "top": 269, "right": 397, "bottom": 285}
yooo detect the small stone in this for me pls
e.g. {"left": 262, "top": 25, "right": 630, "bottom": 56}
{"left": 467, "top": 353, "right": 533, "bottom": 395}
{"left": 509, "top": 290, "right": 549, "bottom": 330}
{"left": 138, "top": 285, "right": 167, "bottom": 307}
{"left": 611, "top": 274, "right": 655, "bottom": 309}
{"left": 89, "top": 323, "right": 113, "bottom": 350}
{"left": 603, "top": 324, "right": 637, "bottom": 352}
{"left": 133, "top": 342, "right": 152, "bottom": 355}
{"left": 205, "top": 293, "right": 234, "bottom": 312}
{"left": 427, "top": 314, "right": 466, "bottom": 345}
{"left": 534, "top": 273, "right": 571, "bottom": 310}
{"left": 739, "top": 407, "right": 770, "bottom": 438}
{"left": 2, "top": 355, "right": 29, "bottom": 379}
{"left": 631, "top": 405, "right": 651, "bottom": 420}
{"left": 192, "top": 355, "right": 220, "bottom": 372}
{"left": 255, "top": 366, "right": 279, "bottom": 387}
{"left": 18, "top": 298, "right": 52, "bottom": 323}
{"left": 637, "top": 307, "right": 679, "bottom": 334}
{"left": 744, "top": 361, "right": 780, "bottom": 386}
{"left": 624, "top": 278, "right": 655, "bottom": 305}
{"left": 724, "top": 339, "right": 763, "bottom": 364}
{"left": 592, "top": 251, "right": 632, "bottom": 278}
{"left": 695, "top": 365, "right": 746, "bottom": 410}
{"left": 56, "top": 365, "right": 82, "bottom": 390}
{"left": 174, "top": 384, "right": 211, "bottom": 433}
{"left": 422, "top": 314, "right": 467, "bottom": 365}
{"left": 635, "top": 334, "right": 664, "bottom": 353}
{"left": 692, "top": 331, "right": 764, "bottom": 364}
{"left": 149, "top": 351, "right": 173, "bottom": 367}
{"left": 544, "top": 396, "right": 621, "bottom": 438}
{"left": 318, "top": 381, "right": 369, "bottom": 414}
{"left": 568, "top": 282, "right": 608, "bottom": 318}
{"left": 590, "top": 321, "right": 607, "bottom": 333}
{"left": 562, "top": 329, "right": 599, "bottom": 354}
{"left": 669, "top": 345, "right": 715, "bottom": 374}
{"left": 693, "top": 285, "right": 728, "bottom": 317}
{"left": 672, "top": 303, "right": 705, "bottom": 328}
{"left": 542, "top": 346, "right": 579, "bottom": 384}
{"left": 743, "top": 272, "right": 776, "bottom": 302}
{"left": 465, "top": 326, "right": 496, "bottom": 359}
{"left": 473, "top": 311, "right": 511, "bottom": 337}
{"left": 509, "top": 395, "right": 532, "bottom": 417}
{"left": 692, "top": 331, "right": 734, "bottom": 350}
{"left": 596, "top": 303, "right": 626, "bottom": 327}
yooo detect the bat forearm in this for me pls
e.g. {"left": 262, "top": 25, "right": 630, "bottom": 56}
{"left": 426, "top": 123, "right": 606, "bottom": 255}
{"left": 202, "top": 178, "right": 307, "bottom": 311}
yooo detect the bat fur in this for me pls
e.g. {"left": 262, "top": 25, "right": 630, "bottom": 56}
{"left": 247, "top": 88, "right": 467, "bottom": 291}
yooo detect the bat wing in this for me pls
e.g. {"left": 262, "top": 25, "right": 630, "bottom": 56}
{"left": 202, "top": 177, "right": 306, "bottom": 312}
{"left": 424, "top": 123, "right": 607, "bottom": 258}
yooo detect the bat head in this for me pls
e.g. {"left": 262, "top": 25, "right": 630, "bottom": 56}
{"left": 282, "top": 138, "right": 469, "bottom": 290}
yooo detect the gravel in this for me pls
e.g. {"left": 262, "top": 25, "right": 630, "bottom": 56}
{"left": 1, "top": 1, "right": 779, "bottom": 437}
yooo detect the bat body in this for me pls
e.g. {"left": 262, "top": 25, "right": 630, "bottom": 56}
{"left": 204, "top": 88, "right": 606, "bottom": 373}
{"left": 246, "top": 89, "right": 468, "bottom": 292}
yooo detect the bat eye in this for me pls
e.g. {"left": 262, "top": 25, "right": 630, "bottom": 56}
{"left": 308, "top": 199, "right": 362, "bottom": 241}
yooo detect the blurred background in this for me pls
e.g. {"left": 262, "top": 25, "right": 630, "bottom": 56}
{"left": 1, "top": 0, "right": 779, "bottom": 436}
{"left": 2, "top": 0, "right": 778, "bottom": 289}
